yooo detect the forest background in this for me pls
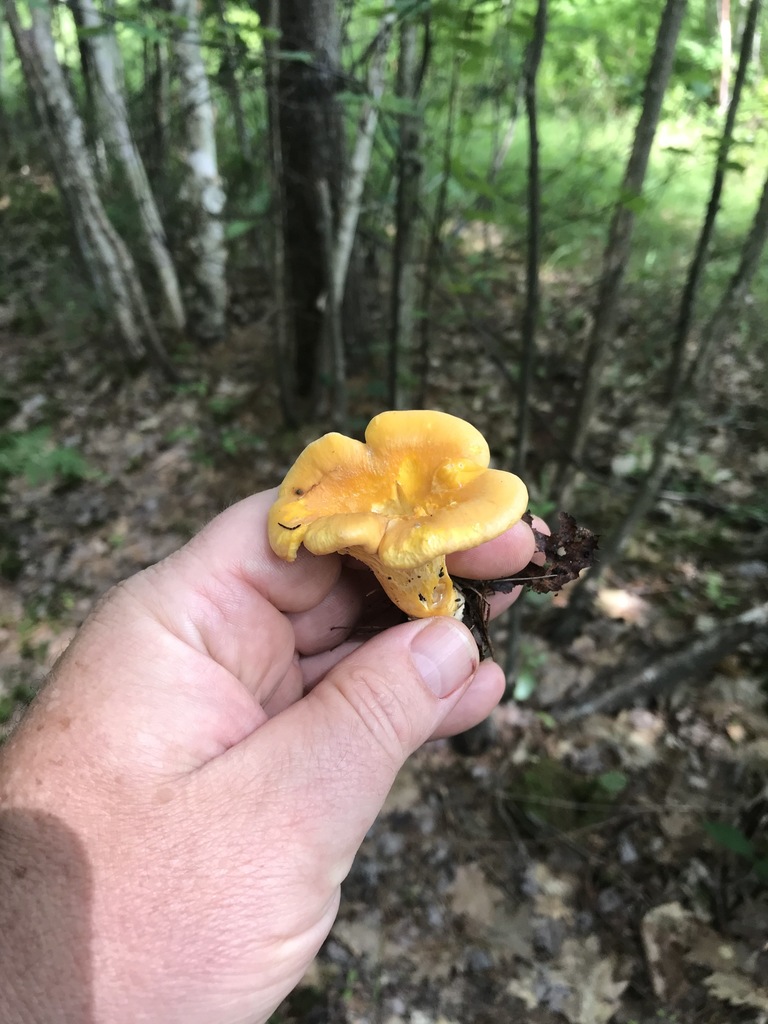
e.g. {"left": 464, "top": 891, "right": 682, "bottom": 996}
{"left": 1, "top": 0, "right": 768, "bottom": 1021}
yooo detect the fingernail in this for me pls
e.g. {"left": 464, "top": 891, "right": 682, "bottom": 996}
{"left": 410, "top": 620, "right": 479, "bottom": 698}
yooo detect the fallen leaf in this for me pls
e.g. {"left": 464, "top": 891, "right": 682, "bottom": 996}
{"left": 595, "top": 587, "right": 652, "bottom": 625}
{"left": 332, "top": 917, "right": 382, "bottom": 960}
{"left": 448, "top": 863, "right": 504, "bottom": 925}
{"left": 507, "top": 937, "right": 627, "bottom": 1024}
{"left": 641, "top": 902, "right": 698, "bottom": 1000}
{"left": 559, "top": 938, "right": 628, "bottom": 1024}
{"left": 704, "top": 971, "right": 768, "bottom": 1010}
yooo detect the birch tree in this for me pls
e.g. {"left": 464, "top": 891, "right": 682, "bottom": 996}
{"left": 77, "top": 0, "right": 186, "bottom": 333}
{"left": 718, "top": 0, "right": 732, "bottom": 113}
{"left": 4, "top": 0, "right": 173, "bottom": 373}
{"left": 68, "top": 0, "right": 107, "bottom": 177}
{"left": 170, "top": 0, "right": 228, "bottom": 343}
{"left": 322, "top": 12, "right": 395, "bottom": 428}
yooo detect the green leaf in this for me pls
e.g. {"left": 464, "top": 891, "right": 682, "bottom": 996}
{"left": 225, "top": 219, "right": 256, "bottom": 240}
{"left": 704, "top": 821, "right": 755, "bottom": 860}
{"left": 378, "top": 94, "right": 420, "bottom": 116}
{"left": 77, "top": 24, "right": 114, "bottom": 38}
{"left": 277, "top": 49, "right": 315, "bottom": 65}
{"left": 617, "top": 188, "right": 648, "bottom": 214}
{"left": 513, "top": 670, "right": 537, "bottom": 702}
{"left": 597, "top": 770, "right": 628, "bottom": 795}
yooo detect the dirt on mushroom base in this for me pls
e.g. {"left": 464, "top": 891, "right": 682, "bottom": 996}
{"left": 1, "top": 321, "right": 766, "bottom": 1024}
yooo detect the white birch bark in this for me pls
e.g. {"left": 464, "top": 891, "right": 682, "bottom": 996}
{"left": 169, "top": 0, "right": 228, "bottom": 342}
{"left": 330, "top": 13, "right": 394, "bottom": 304}
{"left": 77, "top": 0, "right": 186, "bottom": 332}
{"left": 4, "top": 0, "right": 172, "bottom": 372}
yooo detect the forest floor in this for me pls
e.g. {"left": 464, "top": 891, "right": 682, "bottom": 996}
{"left": 1, "top": 298, "right": 767, "bottom": 1024}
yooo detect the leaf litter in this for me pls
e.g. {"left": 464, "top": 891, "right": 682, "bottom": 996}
{"left": 1, "top": 320, "right": 767, "bottom": 1024}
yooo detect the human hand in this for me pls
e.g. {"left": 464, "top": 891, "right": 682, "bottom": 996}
{"left": 0, "top": 489, "right": 538, "bottom": 1024}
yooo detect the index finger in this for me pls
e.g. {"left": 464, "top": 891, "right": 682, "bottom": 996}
{"left": 177, "top": 490, "right": 342, "bottom": 614}
{"left": 447, "top": 517, "right": 544, "bottom": 579}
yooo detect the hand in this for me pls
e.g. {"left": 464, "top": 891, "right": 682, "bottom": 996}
{"left": 0, "top": 490, "right": 538, "bottom": 1024}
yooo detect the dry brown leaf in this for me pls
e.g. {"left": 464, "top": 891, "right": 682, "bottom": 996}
{"left": 507, "top": 937, "right": 627, "bottom": 1023}
{"left": 704, "top": 971, "right": 768, "bottom": 1010}
{"left": 506, "top": 972, "right": 540, "bottom": 1011}
{"left": 448, "top": 863, "right": 504, "bottom": 925}
{"left": 382, "top": 762, "right": 421, "bottom": 813}
{"left": 641, "top": 902, "right": 698, "bottom": 1000}
{"left": 488, "top": 903, "right": 535, "bottom": 960}
{"left": 559, "top": 937, "right": 628, "bottom": 1024}
{"left": 332, "top": 918, "right": 383, "bottom": 960}
{"left": 529, "top": 862, "right": 576, "bottom": 919}
{"left": 595, "top": 587, "right": 652, "bottom": 625}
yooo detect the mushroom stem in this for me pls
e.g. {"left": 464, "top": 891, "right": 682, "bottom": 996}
{"left": 351, "top": 550, "right": 465, "bottom": 619}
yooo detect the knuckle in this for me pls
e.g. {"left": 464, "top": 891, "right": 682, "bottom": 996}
{"left": 334, "top": 665, "right": 415, "bottom": 764}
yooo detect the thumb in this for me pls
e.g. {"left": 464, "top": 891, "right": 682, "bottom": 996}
{"left": 234, "top": 618, "right": 485, "bottom": 882}
{"left": 312, "top": 615, "right": 483, "bottom": 766}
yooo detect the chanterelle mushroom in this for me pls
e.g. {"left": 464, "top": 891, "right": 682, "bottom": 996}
{"left": 268, "top": 410, "right": 528, "bottom": 619}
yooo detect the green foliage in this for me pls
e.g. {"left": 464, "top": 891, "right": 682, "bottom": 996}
{"left": 702, "top": 569, "right": 738, "bottom": 611}
{"left": 218, "top": 425, "right": 264, "bottom": 456}
{"left": 597, "top": 770, "right": 629, "bottom": 796}
{"left": 705, "top": 820, "right": 768, "bottom": 883}
{"left": 0, "top": 428, "right": 91, "bottom": 489}
{"left": 512, "top": 644, "right": 547, "bottom": 701}
{"left": 511, "top": 756, "right": 628, "bottom": 830}
{"left": 0, "top": 683, "right": 37, "bottom": 725}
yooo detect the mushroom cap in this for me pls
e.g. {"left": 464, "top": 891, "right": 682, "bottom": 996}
{"left": 268, "top": 410, "right": 528, "bottom": 570}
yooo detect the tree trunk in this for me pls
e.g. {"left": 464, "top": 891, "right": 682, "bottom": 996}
{"left": 388, "top": 16, "right": 425, "bottom": 410}
{"left": 275, "top": 0, "right": 346, "bottom": 410}
{"left": 505, "top": 0, "right": 547, "bottom": 686}
{"left": 515, "top": 0, "right": 547, "bottom": 481}
{"left": 718, "top": 0, "right": 732, "bottom": 113}
{"left": 4, "top": 0, "right": 173, "bottom": 374}
{"left": 212, "top": 0, "right": 251, "bottom": 163}
{"left": 323, "top": 12, "right": 395, "bottom": 429}
{"left": 553, "top": 168, "right": 768, "bottom": 642}
{"left": 77, "top": 0, "right": 186, "bottom": 333}
{"left": 169, "top": 0, "right": 228, "bottom": 343}
{"left": 145, "top": 12, "right": 170, "bottom": 181}
{"left": 0, "top": 7, "right": 10, "bottom": 155}
{"left": 664, "top": 0, "right": 761, "bottom": 399}
{"left": 416, "top": 52, "right": 461, "bottom": 407}
{"left": 556, "top": 0, "right": 688, "bottom": 507}
{"left": 67, "top": 0, "right": 108, "bottom": 177}
{"left": 258, "top": 0, "right": 295, "bottom": 425}
{"left": 694, "top": 166, "right": 768, "bottom": 385}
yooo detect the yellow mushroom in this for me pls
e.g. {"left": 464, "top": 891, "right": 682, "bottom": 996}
{"left": 268, "top": 410, "right": 528, "bottom": 619}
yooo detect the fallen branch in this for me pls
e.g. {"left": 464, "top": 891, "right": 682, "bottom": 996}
{"left": 550, "top": 601, "right": 768, "bottom": 723}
